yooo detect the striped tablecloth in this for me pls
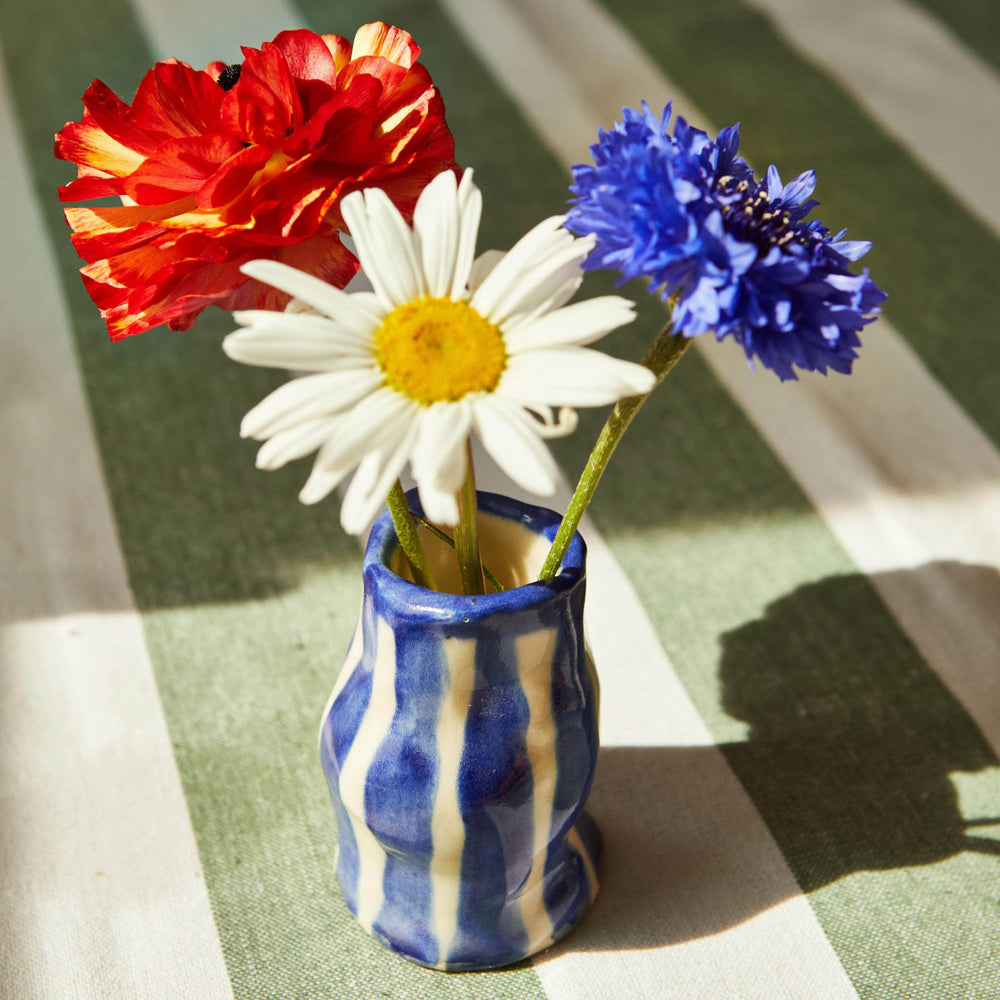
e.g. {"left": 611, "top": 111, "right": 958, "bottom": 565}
{"left": 2, "top": 0, "right": 998, "bottom": 997}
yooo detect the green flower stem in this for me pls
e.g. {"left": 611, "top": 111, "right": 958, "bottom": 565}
{"left": 409, "top": 513, "right": 505, "bottom": 593}
{"left": 455, "top": 441, "right": 486, "bottom": 596}
{"left": 386, "top": 480, "right": 437, "bottom": 591}
{"left": 538, "top": 321, "right": 692, "bottom": 580}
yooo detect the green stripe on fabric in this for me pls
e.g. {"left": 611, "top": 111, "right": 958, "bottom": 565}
{"left": 908, "top": 0, "right": 1000, "bottom": 77}
{"left": 600, "top": 0, "right": 1000, "bottom": 450}
{"left": 0, "top": 2, "right": 544, "bottom": 997}
{"left": 6, "top": 0, "right": 998, "bottom": 998}
{"left": 551, "top": 2, "right": 1000, "bottom": 997}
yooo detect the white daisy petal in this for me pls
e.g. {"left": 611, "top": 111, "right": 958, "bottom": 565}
{"left": 298, "top": 464, "right": 351, "bottom": 506}
{"left": 223, "top": 312, "right": 374, "bottom": 372}
{"left": 340, "top": 421, "right": 420, "bottom": 535}
{"left": 489, "top": 244, "right": 591, "bottom": 328}
{"left": 471, "top": 218, "right": 597, "bottom": 327}
{"left": 468, "top": 249, "right": 505, "bottom": 293}
{"left": 413, "top": 169, "right": 460, "bottom": 298}
{"left": 341, "top": 188, "right": 424, "bottom": 309}
{"left": 418, "top": 483, "right": 460, "bottom": 527}
{"left": 525, "top": 405, "right": 579, "bottom": 439}
{"left": 229, "top": 310, "right": 368, "bottom": 342}
{"left": 412, "top": 402, "right": 472, "bottom": 525}
{"left": 299, "top": 433, "right": 375, "bottom": 506}
{"left": 470, "top": 216, "right": 572, "bottom": 320}
{"left": 340, "top": 192, "right": 399, "bottom": 311}
{"left": 310, "top": 388, "right": 416, "bottom": 476}
{"left": 240, "top": 369, "right": 384, "bottom": 439}
{"left": 239, "top": 260, "right": 385, "bottom": 333}
{"left": 255, "top": 416, "right": 343, "bottom": 470}
{"left": 223, "top": 336, "right": 372, "bottom": 372}
{"left": 411, "top": 401, "right": 471, "bottom": 483}
{"left": 504, "top": 296, "right": 637, "bottom": 352}
{"left": 501, "top": 348, "right": 656, "bottom": 407}
{"left": 473, "top": 395, "right": 559, "bottom": 497}
{"left": 533, "top": 271, "right": 583, "bottom": 318}
{"left": 450, "top": 170, "right": 483, "bottom": 299}
{"left": 286, "top": 298, "right": 319, "bottom": 316}
{"left": 338, "top": 451, "right": 382, "bottom": 526}
{"left": 298, "top": 394, "right": 416, "bottom": 509}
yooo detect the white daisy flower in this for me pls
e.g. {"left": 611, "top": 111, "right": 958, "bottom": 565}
{"left": 223, "top": 168, "right": 655, "bottom": 534}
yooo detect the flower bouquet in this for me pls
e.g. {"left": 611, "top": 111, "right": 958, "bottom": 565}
{"left": 56, "top": 21, "right": 884, "bottom": 971}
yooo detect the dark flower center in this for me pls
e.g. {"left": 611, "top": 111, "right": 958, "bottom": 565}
{"left": 714, "top": 175, "right": 816, "bottom": 252}
{"left": 216, "top": 64, "right": 242, "bottom": 91}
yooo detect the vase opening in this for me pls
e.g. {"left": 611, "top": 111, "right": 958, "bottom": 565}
{"left": 389, "top": 508, "right": 556, "bottom": 594}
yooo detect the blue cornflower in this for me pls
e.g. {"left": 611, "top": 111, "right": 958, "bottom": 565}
{"left": 566, "top": 102, "right": 886, "bottom": 380}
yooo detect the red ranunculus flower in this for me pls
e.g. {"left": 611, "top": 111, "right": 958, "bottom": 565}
{"left": 55, "top": 23, "right": 457, "bottom": 340}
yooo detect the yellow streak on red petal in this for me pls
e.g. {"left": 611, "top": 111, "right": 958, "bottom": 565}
{"left": 58, "top": 121, "right": 146, "bottom": 176}
{"left": 65, "top": 196, "right": 199, "bottom": 233}
{"left": 351, "top": 22, "right": 419, "bottom": 67}
{"left": 321, "top": 34, "right": 353, "bottom": 73}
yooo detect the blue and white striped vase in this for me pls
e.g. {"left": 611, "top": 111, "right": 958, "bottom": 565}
{"left": 319, "top": 491, "right": 601, "bottom": 971}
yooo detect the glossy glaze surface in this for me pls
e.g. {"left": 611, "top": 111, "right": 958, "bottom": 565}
{"left": 319, "top": 492, "right": 601, "bottom": 970}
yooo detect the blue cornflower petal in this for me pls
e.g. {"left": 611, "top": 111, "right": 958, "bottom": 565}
{"left": 831, "top": 239, "right": 872, "bottom": 261}
{"left": 565, "top": 102, "right": 886, "bottom": 379}
{"left": 780, "top": 169, "right": 817, "bottom": 206}
{"left": 766, "top": 165, "right": 784, "bottom": 200}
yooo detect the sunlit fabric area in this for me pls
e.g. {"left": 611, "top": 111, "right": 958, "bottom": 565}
{"left": 1, "top": 0, "right": 998, "bottom": 997}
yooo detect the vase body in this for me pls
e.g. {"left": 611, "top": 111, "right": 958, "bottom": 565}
{"left": 319, "top": 492, "right": 600, "bottom": 971}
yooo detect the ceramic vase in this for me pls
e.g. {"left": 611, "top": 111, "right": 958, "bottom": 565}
{"left": 319, "top": 491, "right": 601, "bottom": 971}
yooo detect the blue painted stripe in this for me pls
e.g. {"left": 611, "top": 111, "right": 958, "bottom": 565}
{"left": 449, "top": 630, "right": 532, "bottom": 968}
{"left": 368, "top": 621, "right": 447, "bottom": 968}
{"left": 543, "top": 582, "right": 600, "bottom": 936}
{"left": 327, "top": 597, "right": 378, "bottom": 767}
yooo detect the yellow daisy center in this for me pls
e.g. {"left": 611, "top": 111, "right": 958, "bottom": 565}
{"left": 374, "top": 297, "right": 506, "bottom": 405}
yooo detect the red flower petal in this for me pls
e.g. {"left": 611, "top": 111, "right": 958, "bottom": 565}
{"left": 122, "top": 133, "right": 245, "bottom": 204}
{"left": 128, "top": 60, "right": 226, "bottom": 141}
{"left": 321, "top": 34, "right": 354, "bottom": 73}
{"left": 73, "top": 80, "right": 161, "bottom": 156}
{"left": 221, "top": 42, "right": 302, "bottom": 145}
{"left": 280, "top": 80, "right": 381, "bottom": 162}
{"left": 270, "top": 30, "right": 338, "bottom": 117}
{"left": 55, "top": 23, "right": 457, "bottom": 339}
{"left": 54, "top": 113, "right": 145, "bottom": 180}
{"left": 271, "top": 28, "right": 337, "bottom": 85}
{"left": 350, "top": 22, "right": 420, "bottom": 68}
{"left": 192, "top": 143, "right": 272, "bottom": 210}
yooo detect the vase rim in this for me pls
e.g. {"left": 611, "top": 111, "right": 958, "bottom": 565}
{"left": 363, "top": 490, "right": 586, "bottom": 622}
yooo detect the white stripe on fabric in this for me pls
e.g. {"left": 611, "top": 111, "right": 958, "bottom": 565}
{"left": 129, "top": 0, "right": 305, "bottom": 65}
{"left": 467, "top": 443, "right": 861, "bottom": 1000}
{"left": 0, "top": 51, "right": 234, "bottom": 1000}
{"left": 740, "top": 0, "right": 1000, "bottom": 239}
{"left": 462, "top": 0, "right": 1000, "bottom": 756}
{"left": 429, "top": 635, "right": 478, "bottom": 965}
